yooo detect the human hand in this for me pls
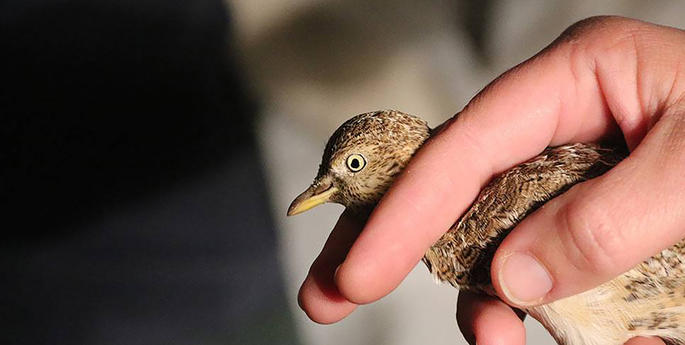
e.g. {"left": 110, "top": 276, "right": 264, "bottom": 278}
{"left": 298, "top": 16, "right": 685, "bottom": 345}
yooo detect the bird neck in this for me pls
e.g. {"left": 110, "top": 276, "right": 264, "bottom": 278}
{"left": 345, "top": 203, "right": 375, "bottom": 222}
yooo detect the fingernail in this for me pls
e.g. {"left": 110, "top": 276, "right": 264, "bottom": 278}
{"left": 499, "top": 253, "right": 552, "bottom": 305}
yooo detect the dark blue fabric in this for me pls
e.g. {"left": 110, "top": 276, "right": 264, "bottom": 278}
{"left": 0, "top": 1, "right": 298, "bottom": 344}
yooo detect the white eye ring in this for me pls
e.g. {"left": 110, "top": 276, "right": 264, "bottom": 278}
{"left": 346, "top": 154, "right": 366, "bottom": 172}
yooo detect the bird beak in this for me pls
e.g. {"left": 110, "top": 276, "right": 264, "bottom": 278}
{"left": 287, "top": 180, "right": 338, "bottom": 216}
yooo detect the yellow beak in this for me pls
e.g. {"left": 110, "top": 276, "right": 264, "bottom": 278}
{"left": 287, "top": 183, "right": 338, "bottom": 216}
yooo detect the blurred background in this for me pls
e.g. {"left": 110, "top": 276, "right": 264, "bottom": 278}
{"left": 1, "top": 1, "right": 684, "bottom": 344}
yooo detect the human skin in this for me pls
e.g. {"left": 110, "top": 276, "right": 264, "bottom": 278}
{"left": 298, "top": 16, "right": 685, "bottom": 345}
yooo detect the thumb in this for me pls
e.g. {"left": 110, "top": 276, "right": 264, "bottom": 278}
{"left": 491, "top": 111, "right": 685, "bottom": 307}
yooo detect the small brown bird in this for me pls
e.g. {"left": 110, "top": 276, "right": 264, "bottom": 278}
{"left": 288, "top": 110, "right": 685, "bottom": 345}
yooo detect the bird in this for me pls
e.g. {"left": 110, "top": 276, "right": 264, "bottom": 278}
{"left": 287, "top": 109, "right": 685, "bottom": 345}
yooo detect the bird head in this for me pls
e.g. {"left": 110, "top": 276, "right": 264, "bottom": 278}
{"left": 288, "top": 110, "right": 431, "bottom": 217}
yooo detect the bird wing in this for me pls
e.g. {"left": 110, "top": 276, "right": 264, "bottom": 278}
{"left": 424, "top": 143, "right": 624, "bottom": 291}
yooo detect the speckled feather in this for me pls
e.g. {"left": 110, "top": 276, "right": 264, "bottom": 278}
{"left": 297, "top": 110, "right": 685, "bottom": 345}
{"left": 422, "top": 143, "right": 624, "bottom": 292}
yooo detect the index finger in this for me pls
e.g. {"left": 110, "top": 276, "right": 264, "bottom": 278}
{"left": 334, "top": 17, "right": 646, "bottom": 304}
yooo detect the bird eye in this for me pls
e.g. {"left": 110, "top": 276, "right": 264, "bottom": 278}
{"left": 346, "top": 154, "right": 366, "bottom": 172}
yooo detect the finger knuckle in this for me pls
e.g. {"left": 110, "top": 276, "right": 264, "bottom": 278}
{"left": 554, "top": 16, "right": 651, "bottom": 58}
{"left": 559, "top": 16, "right": 636, "bottom": 43}
{"left": 558, "top": 197, "right": 623, "bottom": 275}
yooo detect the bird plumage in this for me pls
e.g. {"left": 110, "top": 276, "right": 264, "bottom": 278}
{"left": 288, "top": 110, "right": 685, "bottom": 345}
